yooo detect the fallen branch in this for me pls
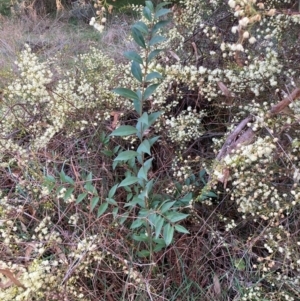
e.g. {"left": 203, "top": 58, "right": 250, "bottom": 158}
{"left": 213, "top": 87, "right": 300, "bottom": 186}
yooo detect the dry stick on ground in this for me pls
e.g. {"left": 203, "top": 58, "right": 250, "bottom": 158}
{"left": 213, "top": 87, "right": 300, "bottom": 186}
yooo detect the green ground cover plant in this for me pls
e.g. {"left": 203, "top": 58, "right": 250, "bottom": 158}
{"left": 0, "top": 0, "right": 300, "bottom": 300}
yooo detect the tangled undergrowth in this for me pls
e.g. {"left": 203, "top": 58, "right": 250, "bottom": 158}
{"left": 1, "top": 0, "right": 300, "bottom": 300}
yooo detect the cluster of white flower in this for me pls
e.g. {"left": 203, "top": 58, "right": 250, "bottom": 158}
{"left": 165, "top": 107, "right": 205, "bottom": 148}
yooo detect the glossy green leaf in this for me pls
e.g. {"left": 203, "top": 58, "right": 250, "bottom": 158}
{"left": 146, "top": 179, "right": 154, "bottom": 195}
{"left": 160, "top": 200, "right": 176, "bottom": 213}
{"left": 137, "top": 166, "right": 147, "bottom": 181}
{"left": 156, "top": 2, "right": 171, "bottom": 11}
{"left": 110, "top": 125, "right": 138, "bottom": 137}
{"left": 165, "top": 211, "right": 189, "bottom": 223}
{"left": 133, "top": 21, "right": 148, "bottom": 34}
{"left": 137, "top": 140, "right": 151, "bottom": 156}
{"left": 131, "top": 61, "right": 143, "bottom": 82}
{"left": 133, "top": 99, "right": 142, "bottom": 115}
{"left": 149, "top": 35, "right": 167, "bottom": 46}
{"left": 145, "top": 71, "right": 163, "bottom": 82}
{"left": 132, "top": 27, "right": 146, "bottom": 48}
{"left": 108, "top": 184, "right": 118, "bottom": 198}
{"left": 106, "top": 198, "right": 117, "bottom": 205}
{"left": 114, "top": 150, "right": 138, "bottom": 161}
{"left": 148, "top": 111, "right": 162, "bottom": 126}
{"left": 144, "top": 83, "right": 160, "bottom": 100}
{"left": 147, "top": 49, "right": 163, "bottom": 63}
{"left": 112, "top": 160, "right": 118, "bottom": 170}
{"left": 154, "top": 8, "right": 171, "bottom": 18}
{"left": 131, "top": 218, "right": 144, "bottom": 229}
{"left": 124, "top": 50, "right": 143, "bottom": 64}
{"left": 91, "top": 196, "right": 99, "bottom": 211}
{"left": 163, "top": 223, "right": 174, "bottom": 246}
{"left": 126, "top": 193, "right": 133, "bottom": 202}
{"left": 124, "top": 196, "right": 145, "bottom": 208}
{"left": 174, "top": 224, "right": 190, "bottom": 234}
{"left": 76, "top": 192, "right": 88, "bottom": 204}
{"left": 155, "top": 215, "right": 164, "bottom": 239}
{"left": 145, "top": 1, "right": 154, "bottom": 12}
{"left": 152, "top": 20, "right": 170, "bottom": 34}
{"left": 143, "top": 6, "right": 152, "bottom": 21}
{"left": 97, "top": 202, "right": 108, "bottom": 217}
{"left": 138, "top": 112, "right": 149, "bottom": 125}
{"left": 132, "top": 233, "right": 149, "bottom": 242}
{"left": 149, "top": 136, "right": 160, "bottom": 146}
{"left": 113, "top": 145, "right": 121, "bottom": 153}
{"left": 113, "top": 88, "right": 138, "bottom": 100}
{"left": 118, "top": 176, "right": 139, "bottom": 187}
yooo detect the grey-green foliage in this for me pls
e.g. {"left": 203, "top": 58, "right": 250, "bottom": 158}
{"left": 107, "top": 1, "right": 191, "bottom": 256}
{"left": 0, "top": 0, "right": 11, "bottom": 16}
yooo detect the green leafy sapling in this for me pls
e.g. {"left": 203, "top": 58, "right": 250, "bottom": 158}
{"left": 105, "top": 1, "right": 191, "bottom": 256}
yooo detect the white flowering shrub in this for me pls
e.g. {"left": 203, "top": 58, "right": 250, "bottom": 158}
{"left": 1, "top": 0, "right": 300, "bottom": 300}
